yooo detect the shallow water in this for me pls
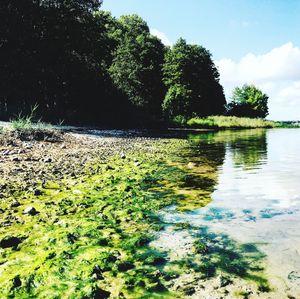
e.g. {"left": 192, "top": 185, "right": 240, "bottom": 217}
{"left": 156, "top": 128, "right": 300, "bottom": 297}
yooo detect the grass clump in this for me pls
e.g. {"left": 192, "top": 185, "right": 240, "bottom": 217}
{"left": 0, "top": 106, "right": 63, "bottom": 142}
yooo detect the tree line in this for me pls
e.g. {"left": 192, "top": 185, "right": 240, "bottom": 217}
{"left": 0, "top": 1, "right": 268, "bottom": 126}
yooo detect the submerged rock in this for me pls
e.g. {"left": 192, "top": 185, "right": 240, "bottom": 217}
{"left": 92, "top": 264, "right": 104, "bottom": 280}
{"left": 0, "top": 236, "right": 23, "bottom": 249}
{"left": 117, "top": 261, "right": 135, "bottom": 272}
{"left": 34, "top": 189, "right": 43, "bottom": 196}
{"left": 288, "top": 271, "right": 300, "bottom": 282}
{"left": 12, "top": 275, "right": 22, "bottom": 288}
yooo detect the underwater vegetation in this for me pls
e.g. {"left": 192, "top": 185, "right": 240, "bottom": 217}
{"left": 0, "top": 137, "right": 270, "bottom": 298}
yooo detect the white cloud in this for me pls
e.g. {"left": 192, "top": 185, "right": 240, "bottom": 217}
{"left": 216, "top": 42, "right": 300, "bottom": 120}
{"left": 150, "top": 28, "right": 172, "bottom": 46}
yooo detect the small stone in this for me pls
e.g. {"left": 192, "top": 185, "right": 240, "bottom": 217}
{"left": 23, "top": 142, "right": 33, "bottom": 148}
{"left": 219, "top": 275, "right": 232, "bottom": 288}
{"left": 105, "top": 165, "right": 114, "bottom": 171}
{"left": 73, "top": 190, "right": 82, "bottom": 195}
{"left": 98, "top": 238, "right": 109, "bottom": 246}
{"left": 288, "top": 271, "right": 300, "bottom": 281}
{"left": 11, "top": 157, "right": 21, "bottom": 162}
{"left": 34, "top": 189, "right": 43, "bottom": 196}
{"left": 23, "top": 206, "right": 38, "bottom": 216}
{"left": 183, "top": 286, "right": 196, "bottom": 296}
{"left": 187, "top": 162, "right": 196, "bottom": 168}
{"left": 92, "top": 264, "right": 104, "bottom": 280}
{"left": 120, "top": 153, "right": 126, "bottom": 159}
{"left": 117, "top": 261, "right": 134, "bottom": 272}
{"left": 55, "top": 220, "right": 68, "bottom": 227}
{"left": 153, "top": 270, "right": 162, "bottom": 277}
{"left": 10, "top": 200, "right": 20, "bottom": 208}
{"left": 93, "top": 287, "right": 110, "bottom": 299}
{"left": 44, "top": 157, "right": 52, "bottom": 163}
{"left": 124, "top": 185, "right": 132, "bottom": 192}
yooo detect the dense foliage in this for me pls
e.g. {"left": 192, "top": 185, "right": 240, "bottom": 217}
{"left": 163, "top": 38, "right": 226, "bottom": 119}
{"left": 227, "top": 84, "right": 269, "bottom": 118}
{"left": 1, "top": 1, "right": 269, "bottom": 126}
{"left": 0, "top": 0, "right": 113, "bottom": 123}
{"left": 109, "top": 15, "right": 166, "bottom": 120}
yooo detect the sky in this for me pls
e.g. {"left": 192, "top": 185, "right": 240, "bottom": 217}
{"left": 102, "top": 0, "right": 300, "bottom": 120}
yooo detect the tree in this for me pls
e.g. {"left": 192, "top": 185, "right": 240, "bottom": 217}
{"left": 0, "top": 0, "right": 113, "bottom": 123}
{"left": 227, "top": 84, "right": 269, "bottom": 118}
{"left": 109, "top": 15, "right": 166, "bottom": 120}
{"left": 162, "top": 84, "right": 192, "bottom": 118}
{"left": 162, "top": 38, "right": 226, "bottom": 119}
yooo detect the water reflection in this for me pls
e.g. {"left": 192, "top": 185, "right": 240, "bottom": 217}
{"left": 172, "top": 132, "right": 226, "bottom": 212}
{"left": 188, "top": 129, "right": 268, "bottom": 170}
{"left": 159, "top": 129, "right": 300, "bottom": 297}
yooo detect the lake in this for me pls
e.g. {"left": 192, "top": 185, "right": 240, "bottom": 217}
{"left": 152, "top": 128, "right": 300, "bottom": 298}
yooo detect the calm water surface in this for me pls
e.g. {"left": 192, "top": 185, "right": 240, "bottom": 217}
{"left": 159, "top": 129, "right": 300, "bottom": 297}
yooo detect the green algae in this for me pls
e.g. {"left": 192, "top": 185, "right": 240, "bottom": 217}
{"left": 0, "top": 136, "right": 271, "bottom": 298}
{"left": 0, "top": 139, "right": 211, "bottom": 298}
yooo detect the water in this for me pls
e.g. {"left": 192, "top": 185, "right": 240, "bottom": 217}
{"left": 154, "top": 129, "right": 300, "bottom": 298}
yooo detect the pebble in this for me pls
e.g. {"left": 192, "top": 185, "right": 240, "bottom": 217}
{"left": 44, "top": 157, "right": 52, "bottom": 163}
{"left": 23, "top": 206, "right": 39, "bottom": 216}
{"left": 11, "top": 157, "right": 21, "bottom": 162}
{"left": 10, "top": 200, "right": 20, "bottom": 208}
{"left": 34, "top": 189, "right": 43, "bottom": 196}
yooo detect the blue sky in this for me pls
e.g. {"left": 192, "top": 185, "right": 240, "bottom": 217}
{"left": 102, "top": 0, "right": 300, "bottom": 120}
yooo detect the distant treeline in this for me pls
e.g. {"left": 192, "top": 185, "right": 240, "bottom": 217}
{"left": 0, "top": 1, "right": 227, "bottom": 126}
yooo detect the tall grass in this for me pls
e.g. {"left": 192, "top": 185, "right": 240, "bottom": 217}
{"left": 10, "top": 104, "right": 52, "bottom": 130}
{"left": 172, "top": 115, "right": 288, "bottom": 129}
